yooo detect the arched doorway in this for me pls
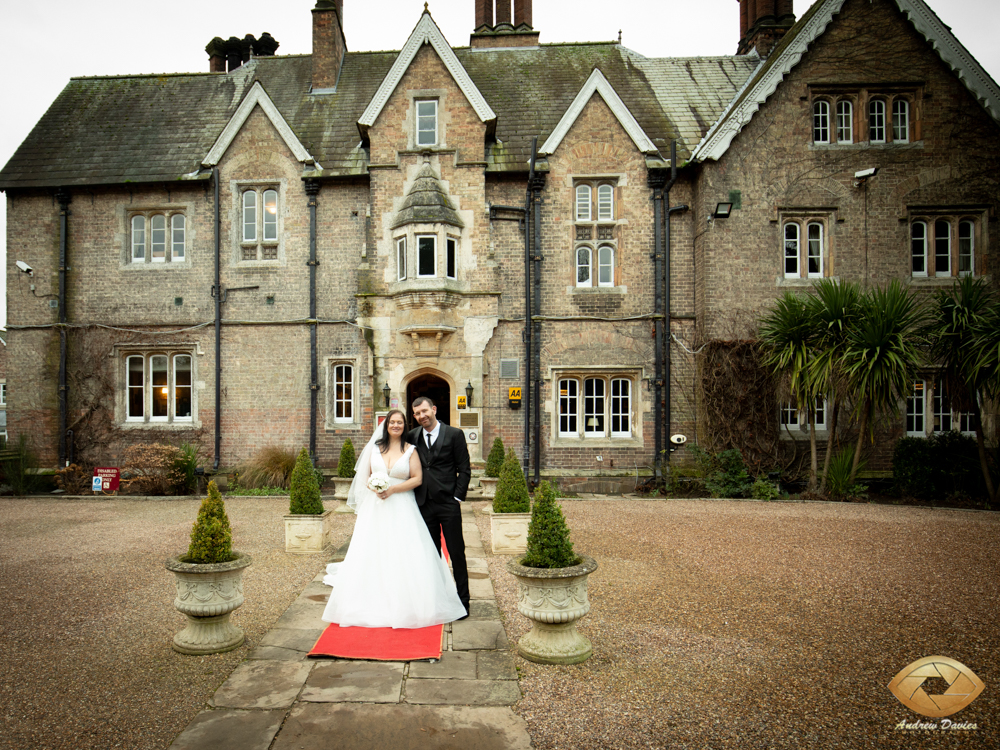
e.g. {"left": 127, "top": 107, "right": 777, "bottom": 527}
{"left": 406, "top": 373, "right": 451, "bottom": 427}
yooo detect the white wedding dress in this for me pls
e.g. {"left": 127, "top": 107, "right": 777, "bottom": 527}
{"left": 321, "top": 444, "right": 467, "bottom": 629}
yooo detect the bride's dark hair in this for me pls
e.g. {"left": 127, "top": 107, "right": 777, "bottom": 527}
{"left": 375, "top": 409, "right": 410, "bottom": 453}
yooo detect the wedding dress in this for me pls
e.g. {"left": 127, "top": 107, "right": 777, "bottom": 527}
{"left": 321, "top": 443, "right": 467, "bottom": 628}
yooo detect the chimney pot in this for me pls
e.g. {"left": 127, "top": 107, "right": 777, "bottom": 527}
{"left": 226, "top": 37, "right": 242, "bottom": 72}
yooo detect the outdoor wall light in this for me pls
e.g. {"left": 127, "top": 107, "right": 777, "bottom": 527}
{"left": 465, "top": 381, "right": 474, "bottom": 407}
{"left": 382, "top": 382, "right": 391, "bottom": 408}
{"left": 710, "top": 202, "right": 733, "bottom": 220}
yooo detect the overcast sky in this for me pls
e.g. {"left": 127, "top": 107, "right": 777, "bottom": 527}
{"left": 2, "top": 0, "right": 998, "bottom": 328}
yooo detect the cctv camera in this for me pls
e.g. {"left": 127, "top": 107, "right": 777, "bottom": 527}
{"left": 15, "top": 260, "right": 33, "bottom": 276}
{"left": 669, "top": 434, "right": 687, "bottom": 446}
{"left": 854, "top": 167, "right": 878, "bottom": 179}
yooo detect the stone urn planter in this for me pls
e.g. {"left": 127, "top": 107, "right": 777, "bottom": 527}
{"left": 284, "top": 509, "right": 333, "bottom": 554}
{"left": 506, "top": 555, "right": 598, "bottom": 665}
{"left": 489, "top": 509, "right": 531, "bottom": 554}
{"left": 332, "top": 477, "right": 353, "bottom": 500}
{"left": 479, "top": 477, "right": 499, "bottom": 498}
{"left": 165, "top": 552, "right": 252, "bottom": 655}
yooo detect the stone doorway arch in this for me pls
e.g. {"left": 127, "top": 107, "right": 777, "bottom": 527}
{"left": 405, "top": 372, "right": 451, "bottom": 428}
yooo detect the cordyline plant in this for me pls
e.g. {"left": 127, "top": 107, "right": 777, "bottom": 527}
{"left": 186, "top": 481, "right": 236, "bottom": 564}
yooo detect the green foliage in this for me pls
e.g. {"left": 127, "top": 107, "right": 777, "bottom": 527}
{"left": 236, "top": 445, "right": 297, "bottom": 489}
{"left": 492, "top": 449, "right": 530, "bottom": 513}
{"left": 173, "top": 442, "right": 201, "bottom": 494}
{"left": 186, "top": 481, "right": 236, "bottom": 564}
{"left": 337, "top": 439, "right": 357, "bottom": 479}
{"left": 690, "top": 445, "right": 753, "bottom": 498}
{"left": 825, "top": 449, "right": 867, "bottom": 498}
{"left": 485, "top": 437, "right": 505, "bottom": 478}
{"left": 289, "top": 448, "right": 324, "bottom": 514}
{"left": 522, "top": 480, "right": 579, "bottom": 568}
{"left": 1, "top": 435, "right": 39, "bottom": 495}
{"left": 226, "top": 486, "right": 288, "bottom": 496}
{"left": 750, "top": 478, "right": 781, "bottom": 501}
{"left": 893, "top": 433, "right": 984, "bottom": 500}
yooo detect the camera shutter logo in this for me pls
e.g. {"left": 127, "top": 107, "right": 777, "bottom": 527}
{"left": 887, "top": 656, "right": 984, "bottom": 718}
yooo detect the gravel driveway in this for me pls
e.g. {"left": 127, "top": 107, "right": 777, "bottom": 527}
{"left": 1, "top": 495, "right": 996, "bottom": 750}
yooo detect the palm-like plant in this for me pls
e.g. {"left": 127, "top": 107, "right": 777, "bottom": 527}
{"left": 759, "top": 292, "right": 820, "bottom": 489}
{"left": 805, "top": 279, "right": 861, "bottom": 491}
{"left": 923, "top": 277, "right": 998, "bottom": 502}
{"left": 841, "top": 281, "right": 925, "bottom": 484}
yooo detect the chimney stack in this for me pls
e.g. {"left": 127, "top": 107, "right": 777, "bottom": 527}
{"left": 736, "top": 0, "right": 794, "bottom": 56}
{"left": 471, "top": 0, "right": 539, "bottom": 49}
{"left": 312, "top": 0, "right": 346, "bottom": 92}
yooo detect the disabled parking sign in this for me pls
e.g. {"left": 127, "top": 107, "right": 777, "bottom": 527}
{"left": 93, "top": 467, "right": 120, "bottom": 492}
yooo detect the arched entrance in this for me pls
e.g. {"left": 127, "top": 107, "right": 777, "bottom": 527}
{"left": 406, "top": 373, "right": 451, "bottom": 427}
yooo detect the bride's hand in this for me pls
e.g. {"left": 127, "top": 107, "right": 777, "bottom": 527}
{"left": 377, "top": 487, "right": 392, "bottom": 500}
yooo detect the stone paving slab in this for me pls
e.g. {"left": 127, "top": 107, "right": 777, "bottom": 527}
{"left": 301, "top": 660, "right": 405, "bottom": 703}
{"left": 468, "top": 577, "right": 495, "bottom": 599}
{"left": 211, "top": 661, "right": 312, "bottom": 709}
{"left": 271, "top": 704, "right": 532, "bottom": 750}
{"left": 477, "top": 651, "right": 518, "bottom": 680}
{"left": 271, "top": 601, "right": 326, "bottom": 630}
{"left": 246, "top": 645, "right": 308, "bottom": 661}
{"left": 468, "top": 600, "right": 500, "bottom": 619}
{"left": 452, "top": 620, "right": 509, "bottom": 651}
{"left": 408, "top": 651, "right": 476, "bottom": 680}
{"left": 166, "top": 709, "right": 286, "bottom": 750}
{"left": 404, "top": 678, "right": 522, "bottom": 706}
{"left": 259, "top": 627, "right": 323, "bottom": 652}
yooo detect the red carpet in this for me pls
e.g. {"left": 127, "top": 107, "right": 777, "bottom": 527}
{"left": 308, "top": 623, "right": 443, "bottom": 661}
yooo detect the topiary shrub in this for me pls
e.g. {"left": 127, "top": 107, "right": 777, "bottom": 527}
{"left": 186, "top": 480, "right": 236, "bottom": 564}
{"left": 493, "top": 449, "right": 530, "bottom": 513}
{"left": 485, "top": 437, "right": 505, "bottom": 478}
{"left": 893, "top": 432, "right": 983, "bottom": 500}
{"left": 289, "top": 448, "right": 324, "bottom": 514}
{"left": 337, "top": 439, "right": 357, "bottom": 479}
{"left": 522, "top": 480, "right": 580, "bottom": 568}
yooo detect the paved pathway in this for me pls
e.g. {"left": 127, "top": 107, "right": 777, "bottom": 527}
{"left": 166, "top": 502, "right": 531, "bottom": 750}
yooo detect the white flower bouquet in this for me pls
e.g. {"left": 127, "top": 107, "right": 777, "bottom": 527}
{"left": 367, "top": 472, "right": 390, "bottom": 495}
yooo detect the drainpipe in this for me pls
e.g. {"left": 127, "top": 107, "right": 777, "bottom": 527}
{"left": 523, "top": 139, "right": 536, "bottom": 481}
{"left": 306, "top": 179, "right": 320, "bottom": 461}
{"left": 531, "top": 167, "right": 544, "bottom": 489}
{"left": 662, "top": 144, "right": 689, "bottom": 471}
{"left": 56, "top": 188, "right": 71, "bottom": 467}
{"left": 213, "top": 168, "right": 222, "bottom": 471}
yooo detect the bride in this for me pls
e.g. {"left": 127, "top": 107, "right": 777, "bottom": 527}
{"left": 321, "top": 409, "right": 467, "bottom": 629}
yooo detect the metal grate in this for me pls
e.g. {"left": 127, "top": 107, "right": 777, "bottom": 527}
{"left": 499, "top": 359, "right": 519, "bottom": 379}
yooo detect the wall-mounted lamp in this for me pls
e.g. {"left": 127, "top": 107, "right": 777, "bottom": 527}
{"left": 382, "top": 382, "right": 391, "bottom": 408}
{"left": 709, "top": 202, "right": 733, "bottom": 220}
{"left": 465, "top": 381, "right": 474, "bottom": 407}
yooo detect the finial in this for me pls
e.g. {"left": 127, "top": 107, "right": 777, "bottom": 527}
{"left": 424, "top": 2, "right": 429, "bottom": 12}
{"left": 618, "top": 30, "right": 622, "bottom": 44}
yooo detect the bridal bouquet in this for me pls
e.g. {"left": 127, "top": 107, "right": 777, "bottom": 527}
{"left": 367, "top": 472, "right": 390, "bottom": 495}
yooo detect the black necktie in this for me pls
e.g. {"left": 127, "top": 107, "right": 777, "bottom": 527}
{"left": 425, "top": 432, "right": 433, "bottom": 449}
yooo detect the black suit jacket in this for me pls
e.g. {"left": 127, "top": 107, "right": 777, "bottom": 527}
{"left": 408, "top": 423, "right": 471, "bottom": 507}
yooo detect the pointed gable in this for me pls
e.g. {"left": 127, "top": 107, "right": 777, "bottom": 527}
{"left": 202, "top": 81, "right": 318, "bottom": 168}
{"left": 358, "top": 10, "right": 496, "bottom": 140}
{"left": 538, "top": 68, "right": 657, "bottom": 156}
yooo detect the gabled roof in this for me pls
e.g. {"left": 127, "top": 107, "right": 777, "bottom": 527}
{"left": 202, "top": 80, "right": 317, "bottom": 169}
{"left": 691, "top": 0, "right": 1000, "bottom": 163}
{"left": 391, "top": 161, "right": 464, "bottom": 229}
{"left": 538, "top": 68, "right": 657, "bottom": 156}
{"left": 358, "top": 10, "right": 496, "bottom": 139}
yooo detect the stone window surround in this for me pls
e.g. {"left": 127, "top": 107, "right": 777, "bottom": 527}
{"left": 777, "top": 208, "right": 835, "bottom": 283}
{"left": 908, "top": 209, "right": 985, "bottom": 280}
{"left": 392, "top": 225, "right": 462, "bottom": 284}
{"left": 406, "top": 89, "right": 450, "bottom": 151}
{"left": 547, "top": 367, "right": 644, "bottom": 447}
{"left": 325, "top": 357, "right": 362, "bottom": 431}
{"left": 115, "top": 343, "right": 201, "bottom": 428}
{"left": 808, "top": 86, "right": 921, "bottom": 146}
{"left": 120, "top": 203, "right": 193, "bottom": 269}
{"left": 572, "top": 176, "right": 622, "bottom": 291}
{"left": 231, "top": 179, "right": 286, "bottom": 267}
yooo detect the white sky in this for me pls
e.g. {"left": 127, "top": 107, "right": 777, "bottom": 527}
{"left": 2, "top": 0, "right": 998, "bottom": 329}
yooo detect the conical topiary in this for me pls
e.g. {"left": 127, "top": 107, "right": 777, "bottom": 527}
{"left": 521, "top": 480, "right": 580, "bottom": 569}
{"left": 337, "top": 439, "right": 356, "bottom": 478}
{"left": 186, "top": 480, "right": 236, "bottom": 564}
{"left": 485, "top": 437, "right": 505, "bottom": 478}
{"left": 493, "top": 449, "right": 530, "bottom": 513}
{"left": 289, "top": 448, "right": 324, "bottom": 514}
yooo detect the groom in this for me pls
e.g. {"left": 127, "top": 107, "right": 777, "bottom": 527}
{"left": 410, "top": 396, "right": 471, "bottom": 619}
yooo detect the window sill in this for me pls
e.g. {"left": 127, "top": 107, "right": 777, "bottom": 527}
{"left": 808, "top": 141, "right": 923, "bottom": 150}
{"left": 552, "top": 436, "right": 641, "bottom": 448}
{"left": 909, "top": 275, "right": 982, "bottom": 285}
{"left": 778, "top": 429, "right": 829, "bottom": 441}
{"left": 324, "top": 422, "right": 363, "bottom": 432}
{"left": 567, "top": 285, "right": 627, "bottom": 295}
{"left": 123, "top": 261, "right": 192, "bottom": 270}
{"left": 776, "top": 276, "right": 838, "bottom": 287}
{"left": 122, "top": 420, "right": 199, "bottom": 429}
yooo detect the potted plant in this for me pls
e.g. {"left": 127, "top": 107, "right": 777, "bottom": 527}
{"left": 489, "top": 449, "right": 532, "bottom": 554}
{"left": 165, "top": 481, "right": 252, "bottom": 654}
{"left": 479, "top": 437, "right": 505, "bottom": 498}
{"left": 283, "top": 448, "right": 332, "bottom": 554}
{"left": 507, "top": 480, "right": 597, "bottom": 665}
{"left": 332, "top": 438, "right": 356, "bottom": 508}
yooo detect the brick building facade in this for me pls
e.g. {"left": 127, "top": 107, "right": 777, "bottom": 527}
{"left": 2, "top": 0, "right": 997, "bottom": 483}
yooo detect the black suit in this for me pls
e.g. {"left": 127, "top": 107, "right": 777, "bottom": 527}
{"left": 408, "top": 423, "right": 471, "bottom": 612}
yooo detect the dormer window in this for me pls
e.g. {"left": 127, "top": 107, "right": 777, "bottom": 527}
{"left": 416, "top": 100, "right": 437, "bottom": 146}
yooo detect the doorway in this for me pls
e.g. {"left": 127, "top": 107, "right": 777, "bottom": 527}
{"left": 406, "top": 373, "right": 451, "bottom": 427}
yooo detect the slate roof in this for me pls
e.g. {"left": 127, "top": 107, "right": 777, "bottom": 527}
{"left": 391, "top": 162, "right": 464, "bottom": 228}
{"left": 0, "top": 41, "right": 755, "bottom": 190}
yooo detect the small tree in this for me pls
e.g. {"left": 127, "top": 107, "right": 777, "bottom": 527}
{"left": 289, "top": 448, "right": 324, "bottom": 514}
{"left": 186, "top": 481, "right": 235, "bottom": 564}
{"left": 522, "top": 480, "right": 579, "bottom": 568}
{"left": 337, "top": 439, "right": 356, "bottom": 479}
{"left": 493, "top": 449, "right": 530, "bottom": 513}
{"left": 485, "top": 437, "right": 505, "bottom": 478}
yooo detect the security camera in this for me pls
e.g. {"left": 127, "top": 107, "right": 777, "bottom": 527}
{"left": 15, "top": 260, "right": 33, "bottom": 276}
{"left": 669, "top": 434, "right": 687, "bottom": 446}
{"left": 854, "top": 167, "right": 878, "bottom": 179}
